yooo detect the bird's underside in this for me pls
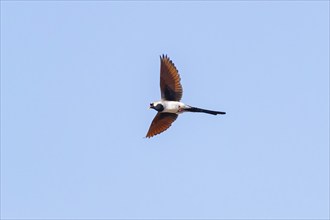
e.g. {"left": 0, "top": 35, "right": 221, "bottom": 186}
{"left": 146, "top": 55, "right": 226, "bottom": 138}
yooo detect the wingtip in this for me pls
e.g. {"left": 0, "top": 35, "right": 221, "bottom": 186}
{"left": 160, "top": 54, "right": 168, "bottom": 60}
{"left": 145, "top": 133, "right": 153, "bottom": 138}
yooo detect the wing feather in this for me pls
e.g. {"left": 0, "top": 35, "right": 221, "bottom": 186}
{"left": 160, "top": 55, "right": 183, "bottom": 101}
{"left": 146, "top": 113, "right": 178, "bottom": 138}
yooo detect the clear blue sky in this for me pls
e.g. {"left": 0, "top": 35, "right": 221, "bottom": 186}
{"left": 1, "top": 1, "right": 329, "bottom": 219}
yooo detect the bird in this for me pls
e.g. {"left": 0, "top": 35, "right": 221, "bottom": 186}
{"left": 146, "top": 54, "right": 226, "bottom": 138}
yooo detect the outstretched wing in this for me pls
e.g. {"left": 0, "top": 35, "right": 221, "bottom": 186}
{"left": 146, "top": 112, "right": 178, "bottom": 138}
{"left": 160, "top": 55, "right": 183, "bottom": 101}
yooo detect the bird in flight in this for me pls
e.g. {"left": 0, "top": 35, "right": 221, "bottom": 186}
{"left": 146, "top": 54, "right": 226, "bottom": 138}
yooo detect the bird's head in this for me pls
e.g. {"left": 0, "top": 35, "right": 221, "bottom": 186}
{"left": 149, "top": 102, "right": 164, "bottom": 112}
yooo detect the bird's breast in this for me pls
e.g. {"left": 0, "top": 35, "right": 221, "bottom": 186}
{"left": 162, "top": 101, "right": 186, "bottom": 114}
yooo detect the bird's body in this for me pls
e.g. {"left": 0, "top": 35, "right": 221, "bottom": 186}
{"left": 151, "top": 100, "right": 226, "bottom": 115}
{"left": 151, "top": 100, "right": 186, "bottom": 114}
{"left": 146, "top": 55, "right": 226, "bottom": 138}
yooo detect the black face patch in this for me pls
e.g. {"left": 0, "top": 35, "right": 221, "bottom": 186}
{"left": 154, "top": 104, "right": 164, "bottom": 112}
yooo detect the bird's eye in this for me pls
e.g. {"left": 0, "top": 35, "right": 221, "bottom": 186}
{"left": 150, "top": 103, "right": 153, "bottom": 106}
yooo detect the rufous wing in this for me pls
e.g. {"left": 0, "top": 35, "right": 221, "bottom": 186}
{"left": 160, "top": 55, "right": 183, "bottom": 101}
{"left": 146, "top": 112, "right": 178, "bottom": 138}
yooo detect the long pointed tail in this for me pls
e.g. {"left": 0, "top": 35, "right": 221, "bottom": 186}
{"left": 185, "top": 106, "right": 226, "bottom": 115}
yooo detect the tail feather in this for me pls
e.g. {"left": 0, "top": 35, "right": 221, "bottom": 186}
{"left": 185, "top": 106, "right": 226, "bottom": 115}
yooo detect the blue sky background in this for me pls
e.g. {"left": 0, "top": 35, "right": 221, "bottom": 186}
{"left": 1, "top": 1, "right": 329, "bottom": 219}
